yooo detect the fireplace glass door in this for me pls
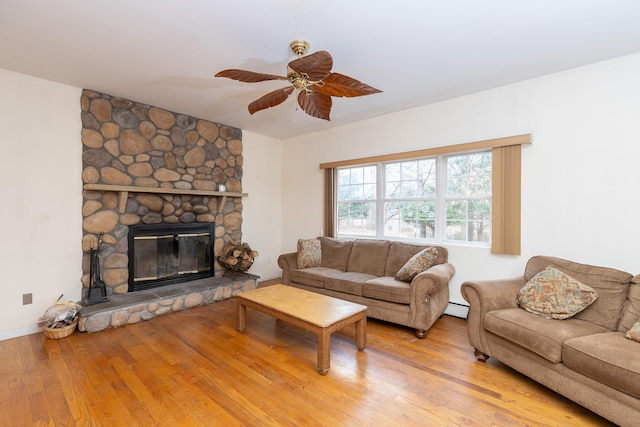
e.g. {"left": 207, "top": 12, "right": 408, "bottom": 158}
{"left": 128, "top": 223, "right": 214, "bottom": 292}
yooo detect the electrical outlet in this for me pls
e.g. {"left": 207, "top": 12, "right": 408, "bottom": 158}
{"left": 23, "top": 293, "right": 33, "bottom": 305}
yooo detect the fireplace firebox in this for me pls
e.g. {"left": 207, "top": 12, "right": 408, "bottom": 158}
{"left": 128, "top": 223, "right": 214, "bottom": 292}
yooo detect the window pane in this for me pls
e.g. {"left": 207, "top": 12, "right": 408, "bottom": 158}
{"left": 363, "top": 165, "right": 376, "bottom": 183}
{"left": 350, "top": 168, "right": 363, "bottom": 184}
{"left": 337, "top": 201, "right": 376, "bottom": 235}
{"left": 386, "top": 158, "right": 436, "bottom": 199}
{"left": 350, "top": 185, "right": 364, "bottom": 199}
{"left": 337, "top": 165, "right": 377, "bottom": 236}
{"left": 337, "top": 168, "right": 350, "bottom": 183}
{"left": 446, "top": 221, "right": 466, "bottom": 241}
{"left": 384, "top": 201, "right": 435, "bottom": 238}
{"left": 468, "top": 199, "right": 491, "bottom": 242}
{"left": 363, "top": 183, "right": 376, "bottom": 199}
{"left": 386, "top": 163, "right": 400, "bottom": 181}
{"left": 445, "top": 152, "right": 491, "bottom": 242}
{"left": 446, "top": 200, "right": 467, "bottom": 241}
{"left": 447, "top": 152, "right": 491, "bottom": 197}
{"left": 419, "top": 160, "right": 437, "bottom": 197}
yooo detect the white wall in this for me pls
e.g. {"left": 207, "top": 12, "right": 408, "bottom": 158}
{"left": 241, "top": 131, "right": 283, "bottom": 280}
{"left": 0, "top": 69, "right": 83, "bottom": 340}
{"left": 282, "top": 52, "right": 640, "bottom": 315}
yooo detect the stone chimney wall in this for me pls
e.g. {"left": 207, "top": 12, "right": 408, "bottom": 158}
{"left": 81, "top": 89, "right": 243, "bottom": 294}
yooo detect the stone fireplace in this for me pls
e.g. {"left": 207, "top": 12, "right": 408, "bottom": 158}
{"left": 81, "top": 89, "right": 245, "bottom": 295}
{"left": 79, "top": 90, "right": 258, "bottom": 332}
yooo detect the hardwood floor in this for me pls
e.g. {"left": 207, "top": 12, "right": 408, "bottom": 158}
{"left": 1, "top": 279, "right": 613, "bottom": 426}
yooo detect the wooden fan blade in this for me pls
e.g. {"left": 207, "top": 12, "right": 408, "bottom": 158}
{"left": 288, "top": 51, "right": 333, "bottom": 80}
{"left": 297, "top": 90, "right": 332, "bottom": 121}
{"left": 248, "top": 86, "right": 295, "bottom": 114}
{"left": 215, "top": 69, "right": 287, "bottom": 83}
{"left": 314, "top": 73, "right": 382, "bottom": 98}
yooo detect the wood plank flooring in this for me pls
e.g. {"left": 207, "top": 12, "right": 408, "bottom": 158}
{"left": 0, "top": 279, "right": 614, "bottom": 426}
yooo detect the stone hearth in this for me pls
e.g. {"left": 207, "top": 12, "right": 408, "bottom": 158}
{"left": 79, "top": 274, "right": 258, "bottom": 333}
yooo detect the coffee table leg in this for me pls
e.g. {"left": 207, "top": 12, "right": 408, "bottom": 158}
{"left": 237, "top": 300, "right": 246, "bottom": 332}
{"left": 356, "top": 316, "right": 367, "bottom": 351}
{"left": 317, "top": 331, "right": 330, "bottom": 375}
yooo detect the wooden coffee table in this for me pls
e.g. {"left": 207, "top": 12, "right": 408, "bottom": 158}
{"left": 236, "top": 284, "right": 367, "bottom": 375}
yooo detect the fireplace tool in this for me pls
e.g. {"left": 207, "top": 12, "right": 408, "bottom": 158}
{"left": 83, "top": 232, "right": 109, "bottom": 305}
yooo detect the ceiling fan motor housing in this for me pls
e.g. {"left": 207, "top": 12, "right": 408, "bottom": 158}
{"left": 290, "top": 40, "right": 310, "bottom": 57}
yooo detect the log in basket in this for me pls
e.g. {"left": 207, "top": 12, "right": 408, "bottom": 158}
{"left": 217, "top": 242, "right": 258, "bottom": 274}
{"left": 43, "top": 317, "right": 79, "bottom": 339}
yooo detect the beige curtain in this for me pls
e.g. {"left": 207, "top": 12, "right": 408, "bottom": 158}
{"left": 491, "top": 144, "right": 521, "bottom": 255}
{"left": 324, "top": 168, "right": 336, "bottom": 237}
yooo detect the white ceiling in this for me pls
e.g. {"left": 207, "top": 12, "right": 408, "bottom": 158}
{"left": 2, "top": 0, "right": 640, "bottom": 140}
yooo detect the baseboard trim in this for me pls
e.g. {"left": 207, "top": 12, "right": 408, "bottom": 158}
{"left": 445, "top": 302, "right": 469, "bottom": 319}
{"left": 0, "top": 325, "right": 40, "bottom": 342}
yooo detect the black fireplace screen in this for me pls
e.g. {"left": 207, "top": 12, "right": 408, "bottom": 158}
{"left": 128, "top": 223, "right": 214, "bottom": 292}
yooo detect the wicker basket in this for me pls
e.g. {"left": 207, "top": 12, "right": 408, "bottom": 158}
{"left": 43, "top": 316, "right": 79, "bottom": 339}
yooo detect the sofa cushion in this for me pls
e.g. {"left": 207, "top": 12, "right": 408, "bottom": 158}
{"left": 524, "top": 256, "right": 632, "bottom": 330}
{"left": 318, "top": 237, "right": 353, "bottom": 272}
{"left": 484, "top": 308, "right": 610, "bottom": 363}
{"left": 385, "top": 242, "right": 426, "bottom": 276}
{"left": 296, "top": 238, "right": 321, "bottom": 268}
{"left": 395, "top": 246, "right": 438, "bottom": 282}
{"left": 517, "top": 267, "right": 598, "bottom": 320}
{"left": 289, "top": 267, "right": 343, "bottom": 289}
{"left": 563, "top": 332, "right": 640, "bottom": 399}
{"left": 363, "top": 277, "right": 411, "bottom": 304}
{"left": 627, "top": 319, "right": 640, "bottom": 342}
{"left": 618, "top": 276, "right": 640, "bottom": 332}
{"left": 346, "top": 239, "right": 390, "bottom": 276}
{"left": 324, "top": 272, "right": 376, "bottom": 296}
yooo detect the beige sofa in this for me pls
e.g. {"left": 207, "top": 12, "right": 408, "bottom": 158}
{"left": 277, "top": 237, "right": 455, "bottom": 338}
{"left": 461, "top": 255, "right": 640, "bottom": 427}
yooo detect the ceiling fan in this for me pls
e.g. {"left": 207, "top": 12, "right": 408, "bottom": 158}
{"left": 215, "top": 40, "right": 381, "bottom": 121}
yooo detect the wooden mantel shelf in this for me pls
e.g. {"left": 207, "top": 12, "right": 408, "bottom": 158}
{"left": 83, "top": 184, "right": 247, "bottom": 214}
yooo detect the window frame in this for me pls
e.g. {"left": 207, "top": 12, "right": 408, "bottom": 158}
{"left": 322, "top": 134, "right": 530, "bottom": 255}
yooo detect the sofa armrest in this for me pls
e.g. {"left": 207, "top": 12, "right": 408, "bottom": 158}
{"left": 407, "top": 263, "right": 455, "bottom": 333}
{"left": 277, "top": 252, "right": 297, "bottom": 284}
{"left": 461, "top": 277, "right": 524, "bottom": 312}
{"left": 277, "top": 252, "right": 297, "bottom": 270}
{"left": 461, "top": 276, "right": 525, "bottom": 355}
{"left": 411, "top": 263, "right": 456, "bottom": 295}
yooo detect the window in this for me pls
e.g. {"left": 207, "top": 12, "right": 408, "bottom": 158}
{"left": 336, "top": 151, "right": 492, "bottom": 245}
{"left": 323, "top": 134, "right": 529, "bottom": 254}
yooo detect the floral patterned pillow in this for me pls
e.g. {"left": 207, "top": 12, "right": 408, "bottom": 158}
{"left": 626, "top": 319, "right": 640, "bottom": 342}
{"left": 296, "top": 238, "right": 321, "bottom": 269}
{"left": 395, "top": 246, "right": 438, "bottom": 282}
{"left": 517, "top": 267, "right": 598, "bottom": 320}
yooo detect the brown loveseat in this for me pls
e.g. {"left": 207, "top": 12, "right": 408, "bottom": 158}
{"left": 461, "top": 255, "right": 640, "bottom": 427}
{"left": 278, "top": 237, "right": 455, "bottom": 338}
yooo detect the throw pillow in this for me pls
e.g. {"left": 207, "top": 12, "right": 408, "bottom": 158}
{"left": 296, "top": 238, "right": 321, "bottom": 269}
{"left": 395, "top": 246, "right": 438, "bottom": 282}
{"left": 517, "top": 267, "right": 598, "bottom": 320}
{"left": 626, "top": 319, "right": 640, "bottom": 343}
